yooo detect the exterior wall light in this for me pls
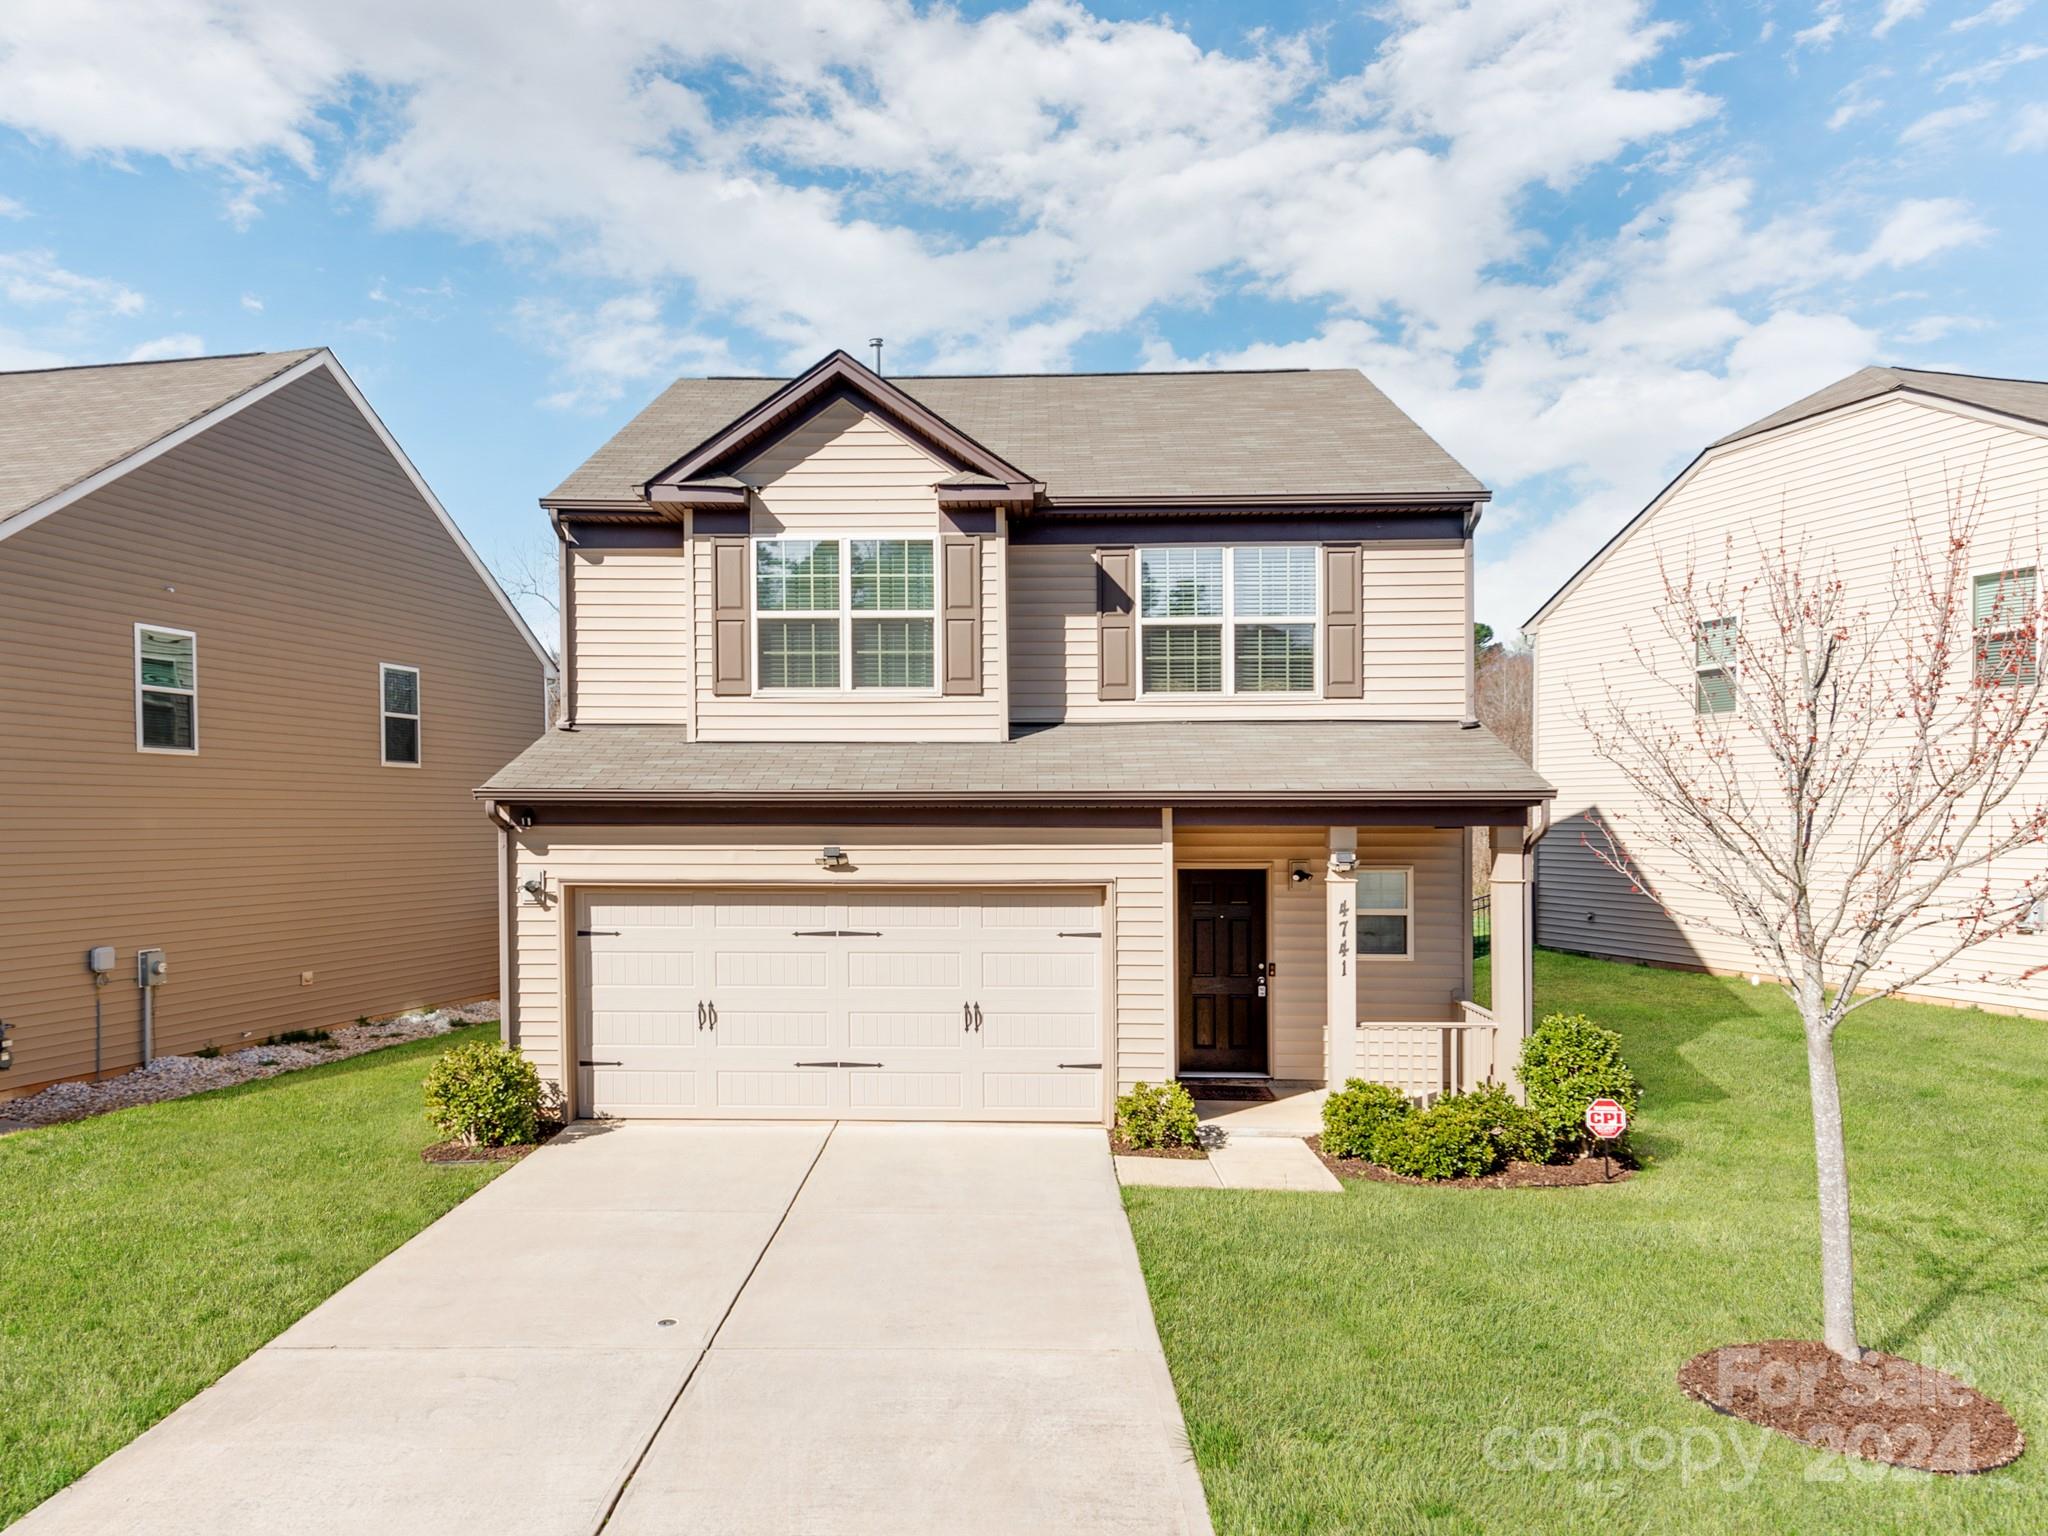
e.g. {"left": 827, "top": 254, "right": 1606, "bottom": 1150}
{"left": 816, "top": 846, "right": 850, "bottom": 870}
{"left": 1329, "top": 851, "right": 1358, "bottom": 875}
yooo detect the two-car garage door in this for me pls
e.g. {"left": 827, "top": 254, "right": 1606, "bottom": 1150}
{"left": 576, "top": 888, "right": 1105, "bottom": 1122}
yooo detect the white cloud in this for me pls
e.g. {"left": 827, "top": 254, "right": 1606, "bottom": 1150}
{"left": 1873, "top": 0, "right": 1928, "bottom": 38}
{"left": 240, "top": 292, "right": 264, "bottom": 313}
{"left": 0, "top": 194, "right": 27, "bottom": 219}
{"left": 1682, "top": 52, "right": 1736, "bottom": 79}
{"left": 1892, "top": 313, "right": 1986, "bottom": 344}
{"left": 1898, "top": 100, "right": 1994, "bottom": 144}
{"left": 2012, "top": 102, "right": 2048, "bottom": 150}
{"left": 1845, "top": 198, "right": 1992, "bottom": 274}
{"left": 517, "top": 293, "right": 740, "bottom": 411}
{"left": 0, "top": 249, "right": 144, "bottom": 315}
{"left": 1939, "top": 43, "right": 2047, "bottom": 88}
{"left": 1794, "top": 2, "right": 1847, "bottom": 50}
{"left": 1951, "top": 0, "right": 2027, "bottom": 29}
{"left": 1827, "top": 72, "right": 1889, "bottom": 129}
{"left": 125, "top": 332, "right": 205, "bottom": 361}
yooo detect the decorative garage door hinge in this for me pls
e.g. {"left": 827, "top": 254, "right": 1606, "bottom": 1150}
{"left": 579, "top": 1059, "right": 621, "bottom": 1067}
{"left": 577, "top": 929, "right": 620, "bottom": 937}
{"left": 1057, "top": 930, "right": 1101, "bottom": 938}
{"left": 1057, "top": 1062, "right": 1102, "bottom": 1070}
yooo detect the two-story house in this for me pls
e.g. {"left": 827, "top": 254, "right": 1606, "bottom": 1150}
{"left": 480, "top": 350, "right": 1550, "bottom": 1124}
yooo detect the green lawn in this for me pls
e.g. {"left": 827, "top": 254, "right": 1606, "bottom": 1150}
{"left": 1126, "top": 949, "right": 2048, "bottom": 1535}
{"left": 0, "top": 1028, "right": 508, "bottom": 1525}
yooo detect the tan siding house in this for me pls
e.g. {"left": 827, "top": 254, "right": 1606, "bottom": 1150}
{"left": 1528, "top": 367, "right": 2048, "bottom": 1017}
{"left": 0, "top": 349, "right": 554, "bottom": 1096}
{"left": 487, "top": 350, "right": 1548, "bottom": 1123}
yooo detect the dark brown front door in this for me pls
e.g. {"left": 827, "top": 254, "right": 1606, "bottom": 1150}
{"left": 1178, "top": 869, "right": 1268, "bottom": 1076}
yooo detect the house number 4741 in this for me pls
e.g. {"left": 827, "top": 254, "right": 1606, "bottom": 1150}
{"left": 1335, "top": 897, "right": 1350, "bottom": 978}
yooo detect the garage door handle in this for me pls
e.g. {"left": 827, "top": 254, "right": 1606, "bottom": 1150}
{"left": 578, "top": 929, "right": 620, "bottom": 937}
{"left": 972, "top": 1003, "right": 983, "bottom": 1032}
{"left": 697, "top": 1002, "right": 706, "bottom": 1030}
{"left": 1058, "top": 1062, "right": 1101, "bottom": 1070}
{"left": 707, "top": 1002, "right": 717, "bottom": 1031}
{"left": 580, "top": 1059, "right": 621, "bottom": 1067}
{"left": 963, "top": 1002, "right": 973, "bottom": 1033}
{"left": 1058, "top": 930, "right": 1100, "bottom": 938}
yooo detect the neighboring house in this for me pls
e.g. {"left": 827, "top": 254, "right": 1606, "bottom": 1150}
{"left": 480, "top": 350, "right": 1550, "bottom": 1123}
{"left": 0, "top": 349, "right": 556, "bottom": 1096}
{"left": 1527, "top": 365, "right": 2048, "bottom": 1018}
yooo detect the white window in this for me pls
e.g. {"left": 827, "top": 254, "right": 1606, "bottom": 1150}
{"left": 1355, "top": 867, "right": 1412, "bottom": 960}
{"left": 1695, "top": 617, "right": 1737, "bottom": 715}
{"left": 1974, "top": 567, "right": 2038, "bottom": 687}
{"left": 136, "top": 624, "right": 197, "bottom": 753}
{"left": 755, "top": 537, "right": 935, "bottom": 691}
{"left": 1138, "top": 545, "right": 1317, "bottom": 695}
{"left": 381, "top": 664, "right": 422, "bottom": 766}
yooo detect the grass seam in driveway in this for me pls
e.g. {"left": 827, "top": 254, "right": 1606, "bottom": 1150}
{"left": 0, "top": 1026, "right": 508, "bottom": 1526}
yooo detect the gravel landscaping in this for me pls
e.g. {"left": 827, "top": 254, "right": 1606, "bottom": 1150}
{"left": 0, "top": 1002, "right": 500, "bottom": 1134}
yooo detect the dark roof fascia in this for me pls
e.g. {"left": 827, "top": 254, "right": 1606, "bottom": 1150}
{"left": 1030, "top": 491, "right": 1490, "bottom": 511}
{"left": 644, "top": 350, "right": 1040, "bottom": 499}
{"left": 475, "top": 786, "right": 1553, "bottom": 810}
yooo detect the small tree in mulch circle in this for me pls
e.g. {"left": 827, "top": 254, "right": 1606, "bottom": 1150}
{"left": 1580, "top": 485, "right": 2041, "bottom": 1471}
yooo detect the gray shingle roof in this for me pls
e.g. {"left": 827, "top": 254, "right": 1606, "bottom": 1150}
{"left": 1715, "top": 365, "right": 2048, "bottom": 447}
{"left": 0, "top": 349, "right": 321, "bottom": 521}
{"left": 545, "top": 368, "right": 1486, "bottom": 507}
{"left": 480, "top": 720, "right": 1551, "bottom": 805}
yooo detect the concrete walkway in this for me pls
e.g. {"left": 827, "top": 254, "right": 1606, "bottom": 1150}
{"left": 1115, "top": 1135, "right": 1342, "bottom": 1192}
{"left": 15, "top": 1123, "right": 1211, "bottom": 1536}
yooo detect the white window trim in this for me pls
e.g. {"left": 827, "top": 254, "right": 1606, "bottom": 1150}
{"left": 750, "top": 535, "right": 941, "bottom": 697}
{"left": 1695, "top": 615, "right": 1739, "bottom": 716}
{"left": 1136, "top": 544, "right": 1321, "bottom": 697}
{"left": 380, "top": 662, "right": 423, "bottom": 768}
{"left": 1355, "top": 864, "right": 1414, "bottom": 963}
{"left": 135, "top": 622, "right": 198, "bottom": 755}
{"left": 1971, "top": 563, "right": 2040, "bottom": 684}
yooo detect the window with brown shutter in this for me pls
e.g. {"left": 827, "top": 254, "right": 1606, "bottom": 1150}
{"left": 1095, "top": 546, "right": 1136, "bottom": 701}
{"left": 1322, "top": 542, "right": 1363, "bottom": 699}
{"left": 940, "top": 535, "right": 982, "bottom": 695}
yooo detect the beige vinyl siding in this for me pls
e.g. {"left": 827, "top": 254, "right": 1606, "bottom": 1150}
{"left": 570, "top": 548, "right": 690, "bottom": 725}
{"left": 1534, "top": 392, "right": 2048, "bottom": 1016}
{"left": 1009, "top": 540, "right": 1469, "bottom": 722}
{"left": 1354, "top": 827, "right": 1469, "bottom": 1022}
{"left": 0, "top": 369, "right": 546, "bottom": 1095}
{"left": 691, "top": 398, "right": 1007, "bottom": 741}
{"left": 508, "top": 822, "right": 1167, "bottom": 1107}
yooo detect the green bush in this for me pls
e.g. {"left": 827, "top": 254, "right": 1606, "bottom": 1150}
{"left": 1516, "top": 1012, "right": 1641, "bottom": 1157}
{"left": 1458, "top": 1081, "right": 1554, "bottom": 1164}
{"left": 1370, "top": 1094, "right": 1503, "bottom": 1180}
{"left": 1115, "top": 1081, "right": 1201, "bottom": 1150}
{"left": 423, "top": 1040, "right": 543, "bottom": 1147}
{"left": 1320, "top": 1078, "right": 1412, "bottom": 1159}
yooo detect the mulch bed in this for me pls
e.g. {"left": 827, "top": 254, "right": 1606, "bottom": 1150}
{"left": 421, "top": 1121, "right": 566, "bottom": 1166}
{"left": 1678, "top": 1340, "right": 2024, "bottom": 1474}
{"left": 1110, "top": 1134, "right": 1208, "bottom": 1160}
{"left": 1307, "top": 1136, "right": 1634, "bottom": 1188}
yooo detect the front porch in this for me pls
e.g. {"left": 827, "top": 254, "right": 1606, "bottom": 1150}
{"left": 1165, "top": 816, "right": 1533, "bottom": 1107}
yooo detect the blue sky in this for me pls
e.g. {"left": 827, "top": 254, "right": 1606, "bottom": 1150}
{"left": 2, "top": 0, "right": 2043, "bottom": 643}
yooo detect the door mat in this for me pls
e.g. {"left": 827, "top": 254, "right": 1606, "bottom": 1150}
{"left": 1182, "top": 1083, "right": 1276, "bottom": 1101}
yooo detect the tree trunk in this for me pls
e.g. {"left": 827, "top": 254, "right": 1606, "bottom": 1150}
{"left": 1804, "top": 1021, "right": 1861, "bottom": 1361}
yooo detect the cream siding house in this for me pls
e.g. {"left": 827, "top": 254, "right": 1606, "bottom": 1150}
{"left": 1527, "top": 366, "right": 2048, "bottom": 1017}
{"left": 484, "top": 350, "right": 1549, "bottom": 1123}
{"left": 0, "top": 349, "right": 555, "bottom": 1097}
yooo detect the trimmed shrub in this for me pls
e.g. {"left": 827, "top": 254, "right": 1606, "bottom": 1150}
{"left": 1458, "top": 1081, "right": 1554, "bottom": 1164}
{"left": 423, "top": 1040, "right": 543, "bottom": 1147}
{"left": 1320, "top": 1078, "right": 1412, "bottom": 1159}
{"left": 1115, "top": 1081, "right": 1201, "bottom": 1150}
{"left": 1516, "top": 1012, "right": 1641, "bottom": 1157}
{"left": 1370, "top": 1094, "right": 1502, "bottom": 1180}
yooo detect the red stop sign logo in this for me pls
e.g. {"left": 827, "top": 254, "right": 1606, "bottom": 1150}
{"left": 1585, "top": 1098, "right": 1628, "bottom": 1139}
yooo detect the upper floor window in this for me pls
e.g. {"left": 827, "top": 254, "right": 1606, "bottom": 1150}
{"left": 1695, "top": 617, "right": 1737, "bottom": 715}
{"left": 1974, "top": 567, "right": 2038, "bottom": 687}
{"left": 381, "top": 664, "right": 422, "bottom": 766}
{"left": 755, "top": 537, "right": 935, "bottom": 691}
{"left": 136, "top": 624, "right": 197, "bottom": 753}
{"left": 1139, "top": 545, "right": 1317, "bottom": 695}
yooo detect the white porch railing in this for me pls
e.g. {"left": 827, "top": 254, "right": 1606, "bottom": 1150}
{"left": 1355, "top": 1000, "right": 1501, "bottom": 1100}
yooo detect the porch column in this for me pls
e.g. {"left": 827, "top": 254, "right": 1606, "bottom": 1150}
{"left": 1325, "top": 826, "right": 1359, "bottom": 1088}
{"left": 1488, "top": 821, "right": 1535, "bottom": 1054}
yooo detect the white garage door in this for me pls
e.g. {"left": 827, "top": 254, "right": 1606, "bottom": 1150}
{"left": 576, "top": 888, "right": 1104, "bottom": 1121}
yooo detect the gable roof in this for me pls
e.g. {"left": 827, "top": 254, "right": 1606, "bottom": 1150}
{"left": 1714, "top": 365, "right": 2048, "bottom": 448}
{"left": 0, "top": 347, "right": 554, "bottom": 674}
{"left": 545, "top": 357, "right": 1487, "bottom": 509}
{"left": 1525, "top": 362, "right": 2048, "bottom": 633}
{"left": 0, "top": 349, "right": 321, "bottom": 522}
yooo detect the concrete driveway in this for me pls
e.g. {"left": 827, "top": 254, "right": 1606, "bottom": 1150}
{"left": 13, "top": 1123, "right": 1211, "bottom": 1536}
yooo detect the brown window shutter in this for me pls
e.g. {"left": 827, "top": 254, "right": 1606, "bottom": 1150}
{"left": 940, "top": 535, "right": 983, "bottom": 696}
{"left": 1096, "top": 546, "right": 1137, "bottom": 701}
{"left": 1322, "top": 542, "right": 1363, "bottom": 699}
{"left": 711, "top": 535, "right": 750, "bottom": 696}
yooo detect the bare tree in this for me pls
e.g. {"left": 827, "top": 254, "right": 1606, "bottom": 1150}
{"left": 490, "top": 535, "right": 563, "bottom": 723}
{"left": 1581, "top": 484, "right": 2046, "bottom": 1361}
{"left": 1472, "top": 644, "right": 1533, "bottom": 894}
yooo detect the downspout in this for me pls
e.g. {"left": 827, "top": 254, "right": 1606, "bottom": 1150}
{"left": 487, "top": 799, "right": 518, "bottom": 1049}
{"left": 553, "top": 512, "right": 578, "bottom": 730}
